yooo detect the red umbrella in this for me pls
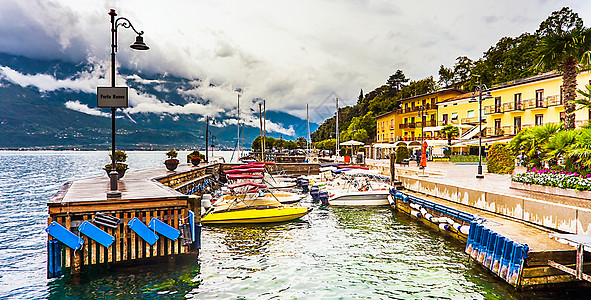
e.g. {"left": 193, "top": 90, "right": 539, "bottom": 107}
{"left": 420, "top": 141, "right": 427, "bottom": 168}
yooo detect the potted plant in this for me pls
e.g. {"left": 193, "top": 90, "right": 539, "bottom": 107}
{"left": 187, "top": 150, "right": 205, "bottom": 166}
{"left": 165, "top": 149, "right": 179, "bottom": 171}
{"left": 104, "top": 150, "right": 128, "bottom": 179}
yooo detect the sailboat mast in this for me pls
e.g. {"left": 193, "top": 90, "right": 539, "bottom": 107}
{"left": 237, "top": 94, "right": 240, "bottom": 158}
{"left": 264, "top": 100, "right": 267, "bottom": 162}
{"left": 306, "top": 103, "right": 310, "bottom": 153}
{"left": 335, "top": 98, "right": 339, "bottom": 162}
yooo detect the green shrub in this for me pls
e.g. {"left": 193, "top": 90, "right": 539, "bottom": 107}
{"left": 395, "top": 144, "right": 409, "bottom": 163}
{"left": 487, "top": 142, "right": 515, "bottom": 174}
{"left": 450, "top": 155, "right": 483, "bottom": 163}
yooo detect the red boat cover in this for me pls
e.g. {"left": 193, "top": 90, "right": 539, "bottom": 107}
{"left": 231, "top": 163, "right": 265, "bottom": 169}
{"left": 224, "top": 168, "right": 265, "bottom": 174}
{"left": 227, "top": 174, "right": 264, "bottom": 180}
{"left": 339, "top": 165, "right": 369, "bottom": 170}
{"left": 228, "top": 181, "right": 266, "bottom": 189}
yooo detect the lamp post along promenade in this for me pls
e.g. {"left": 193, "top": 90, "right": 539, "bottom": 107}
{"left": 101, "top": 9, "right": 149, "bottom": 198}
{"left": 469, "top": 84, "right": 492, "bottom": 179}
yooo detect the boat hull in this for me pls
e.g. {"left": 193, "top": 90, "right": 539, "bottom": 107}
{"left": 328, "top": 191, "right": 390, "bottom": 206}
{"left": 202, "top": 206, "right": 311, "bottom": 224}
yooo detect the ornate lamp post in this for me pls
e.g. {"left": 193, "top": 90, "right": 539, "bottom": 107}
{"left": 106, "top": 9, "right": 149, "bottom": 198}
{"left": 470, "top": 85, "right": 492, "bottom": 179}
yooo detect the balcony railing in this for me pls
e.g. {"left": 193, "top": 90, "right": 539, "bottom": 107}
{"left": 546, "top": 95, "right": 561, "bottom": 107}
{"left": 484, "top": 105, "right": 503, "bottom": 115}
{"left": 486, "top": 127, "right": 505, "bottom": 136}
{"left": 460, "top": 117, "right": 484, "bottom": 124}
{"left": 523, "top": 98, "right": 546, "bottom": 109}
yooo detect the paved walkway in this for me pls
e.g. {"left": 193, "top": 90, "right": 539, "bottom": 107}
{"left": 365, "top": 159, "right": 591, "bottom": 210}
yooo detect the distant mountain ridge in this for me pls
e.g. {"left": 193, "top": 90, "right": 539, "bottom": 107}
{"left": 0, "top": 53, "right": 318, "bottom": 150}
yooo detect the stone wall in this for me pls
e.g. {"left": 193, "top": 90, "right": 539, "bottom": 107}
{"left": 400, "top": 175, "right": 591, "bottom": 235}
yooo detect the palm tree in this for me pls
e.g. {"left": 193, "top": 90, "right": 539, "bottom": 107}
{"left": 543, "top": 130, "right": 578, "bottom": 168}
{"left": 534, "top": 27, "right": 591, "bottom": 130}
{"left": 568, "top": 128, "right": 591, "bottom": 170}
{"left": 509, "top": 123, "right": 561, "bottom": 168}
{"left": 440, "top": 124, "right": 459, "bottom": 146}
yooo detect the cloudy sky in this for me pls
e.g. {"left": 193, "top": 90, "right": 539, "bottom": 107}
{"left": 1, "top": 0, "right": 590, "bottom": 124}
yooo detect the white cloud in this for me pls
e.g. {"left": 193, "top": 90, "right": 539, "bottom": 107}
{"left": 2, "top": 0, "right": 591, "bottom": 124}
{"left": 65, "top": 100, "right": 111, "bottom": 117}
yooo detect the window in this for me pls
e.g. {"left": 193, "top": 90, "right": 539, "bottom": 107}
{"left": 535, "top": 89, "right": 544, "bottom": 107}
{"left": 535, "top": 114, "right": 543, "bottom": 126}
{"left": 514, "top": 93, "right": 522, "bottom": 110}
{"left": 495, "top": 97, "right": 502, "bottom": 112}
{"left": 467, "top": 110, "right": 475, "bottom": 118}
{"left": 451, "top": 112, "right": 458, "bottom": 120}
{"left": 514, "top": 117, "right": 522, "bottom": 134}
{"left": 390, "top": 119, "right": 394, "bottom": 128}
{"left": 431, "top": 97, "right": 436, "bottom": 107}
{"left": 404, "top": 118, "right": 408, "bottom": 124}
{"left": 442, "top": 114, "right": 448, "bottom": 125}
{"left": 560, "top": 112, "right": 566, "bottom": 123}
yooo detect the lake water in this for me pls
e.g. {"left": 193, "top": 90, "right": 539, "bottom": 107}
{"left": 0, "top": 151, "right": 585, "bottom": 299}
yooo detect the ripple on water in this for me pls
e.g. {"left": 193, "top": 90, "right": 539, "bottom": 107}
{"left": 2, "top": 151, "right": 589, "bottom": 300}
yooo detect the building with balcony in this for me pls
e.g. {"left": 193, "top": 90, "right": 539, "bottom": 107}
{"left": 484, "top": 71, "right": 591, "bottom": 137}
{"left": 394, "top": 89, "right": 464, "bottom": 141}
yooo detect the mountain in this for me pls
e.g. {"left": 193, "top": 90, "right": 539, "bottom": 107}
{"left": 0, "top": 53, "right": 318, "bottom": 150}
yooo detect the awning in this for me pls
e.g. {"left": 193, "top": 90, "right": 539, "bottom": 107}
{"left": 340, "top": 140, "right": 364, "bottom": 146}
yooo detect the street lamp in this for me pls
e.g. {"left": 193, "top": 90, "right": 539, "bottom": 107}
{"left": 205, "top": 116, "right": 216, "bottom": 162}
{"left": 417, "top": 105, "right": 428, "bottom": 169}
{"left": 469, "top": 85, "right": 493, "bottom": 179}
{"left": 107, "top": 9, "right": 149, "bottom": 198}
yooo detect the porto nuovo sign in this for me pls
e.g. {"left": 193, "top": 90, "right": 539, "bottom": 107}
{"left": 97, "top": 87, "right": 128, "bottom": 108}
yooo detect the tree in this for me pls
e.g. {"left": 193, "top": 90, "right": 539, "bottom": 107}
{"left": 296, "top": 137, "right": 307, "bottom": 148}
{"left": 387, "top": 69, "right": 409, "bottom": 93}
{"left": 440, "top": 124, "right": 459, "bottom": 146}
{"left": 536, "top": 7, "right": 583, "bottom": 37}
{"left": 438, "top": 65, "right": 454, "bottom": 88}
{"left": 452, "top": 56, "right": 473, "bottom": 89}
{"left": 533, "top": 7, "right": 591, "bottom": 130}
{"left": 509, "top": 123, "right": 561, "bottom": 168}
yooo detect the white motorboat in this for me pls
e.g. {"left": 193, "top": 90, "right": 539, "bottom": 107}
{"left": 324, "top": 169, "right": 392, "bottom": 206}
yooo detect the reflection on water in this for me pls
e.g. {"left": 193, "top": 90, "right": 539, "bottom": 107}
{"left": 1, "top": 151, "right": 590, "bottom": 299}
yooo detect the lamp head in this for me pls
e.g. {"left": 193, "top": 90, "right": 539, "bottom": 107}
{"left": 482, "top": 91, "right": 493, "bottom": 100}
{"left": 130, "top": 35, "right": 149, "bottom": 50}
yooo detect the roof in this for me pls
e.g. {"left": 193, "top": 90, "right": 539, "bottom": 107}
{"left": 436, "top": 92, "right": 474, "bottom": 105}
{"left": 374, "top": 88, "right": 464, "bottom": 119}
{"left": 398, "top": 88, "right": 464, "bottom": 103}
{"left": 489, "top": 71, "right": 560, "bottom": 91}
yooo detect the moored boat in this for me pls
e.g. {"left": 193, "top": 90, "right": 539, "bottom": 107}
{"left": 201, "top": 182, "right": 311, "bottom": 224}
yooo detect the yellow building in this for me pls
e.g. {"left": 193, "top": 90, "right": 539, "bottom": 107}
{"left": 484, "top": 71, "right": 591, "bottom": 136}
{"left": 371, "top": 71, "right": 591, "bottom": 159}
{"left": 375, "top": 89, "right": 464, "bottom": 143}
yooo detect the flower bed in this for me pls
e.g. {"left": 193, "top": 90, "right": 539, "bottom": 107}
{"left": 512, "top": 167, "right": 591, "bottom": 191}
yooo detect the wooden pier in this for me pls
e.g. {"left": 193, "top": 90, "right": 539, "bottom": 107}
{"left": 385, "top": 165, "right": 591, "bottom": 289}
{"left": 46, "top": 163, "right": 220, "bottom": 277}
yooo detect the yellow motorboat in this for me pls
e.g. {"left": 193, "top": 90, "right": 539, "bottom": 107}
{"left": 201, "top": 182, "right": 311, "bottom": 224}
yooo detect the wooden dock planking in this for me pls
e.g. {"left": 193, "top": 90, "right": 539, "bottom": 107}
{"left": 47, "top": 163, "right": 211, "bottom": 278}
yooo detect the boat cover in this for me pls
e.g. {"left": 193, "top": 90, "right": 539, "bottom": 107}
{"left": 228, "top": 181, "right": 267, "bottom": 189}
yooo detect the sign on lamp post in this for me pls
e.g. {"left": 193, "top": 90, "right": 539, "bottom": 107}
{"left": 97, "top": 87, "right": 128, "bottom": 108}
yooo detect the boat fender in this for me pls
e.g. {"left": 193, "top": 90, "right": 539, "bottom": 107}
{"left": 424, "top": 213, "right": 433, "bottom": 221}
{"left": 438, "top": 223, "right": 450, "bottom": 231}
{"left": 453, "top": 223, "right": 462, "bottom": 231}
{"left": 201, "top": 194, "right": 213, "bottom": 210}
{"left": 410, "top": 210, "right": 421, "bottom": 218}
{"left": 459, "top": 225, "right": 470, "bottom": 235}
{"left": 410, "top": 203, "right": 421, "bottom": 210}
{"left": 446, "top": 217, "right": 455, "bottom": 225}
{"left": 420, "top": 208, "right": 428, "bottom": 216}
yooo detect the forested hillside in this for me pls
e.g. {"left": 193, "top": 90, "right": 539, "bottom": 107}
{"left": 311, "top": 7, "right": 583, "bottom": 147}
